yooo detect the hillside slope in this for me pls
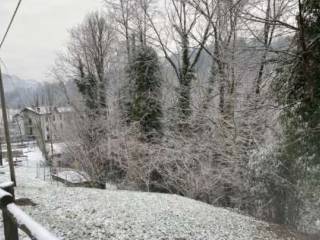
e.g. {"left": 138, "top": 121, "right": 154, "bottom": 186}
{"left": 0, "top": 144, "right": 311, "bottom": 240}
{"left": 17, "top": 185, "right": 308, "bottom": 240}
{"left": 2, "top": 74, "right": 42, "bottom": 107}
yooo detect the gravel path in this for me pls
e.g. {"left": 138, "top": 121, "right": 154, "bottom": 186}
{"left": 0, "top": 144, "right": 307, "bottom": 240}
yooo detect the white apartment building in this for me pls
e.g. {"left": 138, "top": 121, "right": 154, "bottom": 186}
{"left": 14, "top": 106, "right": 73, "bottom": 142}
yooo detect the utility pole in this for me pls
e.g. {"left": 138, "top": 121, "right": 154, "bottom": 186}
{"left": 0, "top": 140, "right": 3, "bottom": 166}
{"left": 0, "top": 66, "right": 16, "bottom": 185}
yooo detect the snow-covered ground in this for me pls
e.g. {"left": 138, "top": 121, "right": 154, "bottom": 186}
{"left": 0, "top": 142, "right": 308, "bottom": 240}
{"left": 52, "top": 170, "right": 89, "bottom": 184}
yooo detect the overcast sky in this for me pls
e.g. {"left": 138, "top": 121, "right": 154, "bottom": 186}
{"left": 0, "top": 0, "right": 103, "bottom": 82}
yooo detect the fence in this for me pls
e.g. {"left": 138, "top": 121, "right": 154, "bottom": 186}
{"left": 36, "top": 161, "right": 52, "bottom": 181}
{"left": 0, "top": 181, "right": 59, "bottom": 240}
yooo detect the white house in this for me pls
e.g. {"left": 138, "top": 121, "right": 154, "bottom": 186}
{"left": 13, "top": 106, "right": 74, "bottom": 142}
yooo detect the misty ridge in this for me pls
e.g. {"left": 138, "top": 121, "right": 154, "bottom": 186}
{"left": 2, "top": 74, "right": 72, "bottom": 108}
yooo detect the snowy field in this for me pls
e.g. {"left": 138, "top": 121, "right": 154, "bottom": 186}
{"left": 0, "top": 142, "right": 308, "bottom": 240}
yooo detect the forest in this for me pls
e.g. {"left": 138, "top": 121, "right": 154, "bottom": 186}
{"left": 43, "top": 0, "right": 320, "bottom": 234}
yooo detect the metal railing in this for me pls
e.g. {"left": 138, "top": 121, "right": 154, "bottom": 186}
{"left": 0, "top": 182, "right": 59, "bottom": 240}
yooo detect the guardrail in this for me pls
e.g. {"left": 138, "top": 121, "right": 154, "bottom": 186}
{"left": 0, "top": 181, "right": 59, "bottom": 240}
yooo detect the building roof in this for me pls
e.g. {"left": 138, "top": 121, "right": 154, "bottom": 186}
{"left": 56, "top": 107, "right": 73, "bottom": 113}
{"left": 21, "top": 106, "right": 74, "bottom": 115}
{"left": 22, "top": 107, "right": 50, "bottom": 115}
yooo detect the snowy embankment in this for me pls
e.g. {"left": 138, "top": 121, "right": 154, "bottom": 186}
{"left": 0, "top": 143, "right": 310, "bottom": 240}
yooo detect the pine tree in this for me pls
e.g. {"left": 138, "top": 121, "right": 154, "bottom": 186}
{"left": 128, "top": 46, "right": 163, "bottom": 140}
{"left": 273, "top": 0, "right": 320, "bottom": 225}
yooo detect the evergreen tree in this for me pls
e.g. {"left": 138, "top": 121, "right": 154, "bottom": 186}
{"left": 74, "top": 60, "right": 99, "bottom": 115}
{"left": 128, "top": 46, "right": 163, "bottom": 140}
{"left": 274, "top": 0, "right": 320, "bottom": 225}
{"left": 282, "top": 0, "right": 320, "bottom": 183}
{"left": 178, "top": 34, "right": 195, "bottom": 121}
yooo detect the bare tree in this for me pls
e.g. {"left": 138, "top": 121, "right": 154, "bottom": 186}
{"left": 105, "top": 0, "right": 135, "bottom": 60}
{"left": 65, "top": 12, "right": 116, "bottom": 114}
{"left": 51, "top": 12, "right": 118, "bottom": 187}
{"left": 105, "top": 0, "right": 155, "bottom": 59}
{"left": 146, "top": 0, "right": 211, "bottom": 122}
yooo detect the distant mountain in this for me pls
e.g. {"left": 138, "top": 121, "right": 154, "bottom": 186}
{"left": 2, "top": 74, "right": 71, "bottom": 108}
{"left": 2, "top": 74, "right": 43, "bottom": 108}
{"left": 2, "top": 74, "right": 41, "bottom": 93}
